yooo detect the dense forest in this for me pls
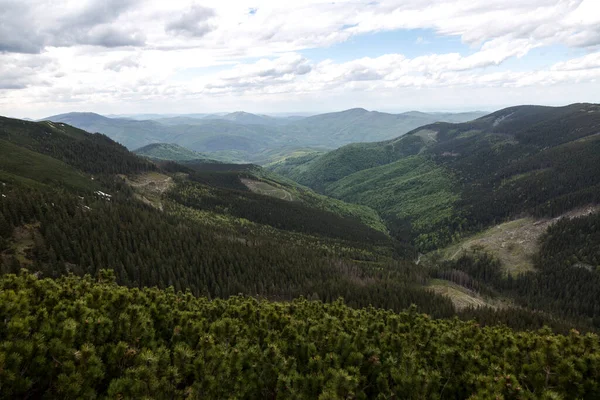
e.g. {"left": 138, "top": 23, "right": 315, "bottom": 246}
{"left": 2, "top": 271, "right": 599, "bottom": 399}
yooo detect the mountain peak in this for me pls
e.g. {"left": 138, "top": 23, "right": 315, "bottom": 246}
{"left": 344, "top": 107, "right": 369, "bottom": 114}
{"left": 41, "top": 111, "right": 110, "bottom": 122}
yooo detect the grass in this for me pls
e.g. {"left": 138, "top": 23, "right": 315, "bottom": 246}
{"left": 241, "top": 178, "right": 294, "bottom": 201}
{"left": 121, "top": 172, "right": 174, "bottom": 210}
{"left": 0, "top": 139, "right": 97, "bottom": 191}
{"left": 431, "top": 218, "right": 541, "bottom": 275}
{"left": 427, "top": 279, "right": 491, "bottom": 310}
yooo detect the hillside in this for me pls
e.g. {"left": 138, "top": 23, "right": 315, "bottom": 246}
{"left": 42, "top": 109, "right": 485, "bottom": 164}
{"left": 271, "top": 103, "right": 600, "bottom": 250}
{"left": 2, "top": 115, "right": 429, "bottom": 310}
{"left": 134, "top": 143, "right": 216, "bottom": 162}
{"left": 4, "top": 113, "right": 600, "bottom": 397}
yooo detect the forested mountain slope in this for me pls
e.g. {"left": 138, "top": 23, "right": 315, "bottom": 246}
{"left": 3, "top": 114, "right": 600, "bottom": 397}
{"left": 0, "top": 115, "right": 451, "bottom": 315}
{"left": 4, "top": 115, "right": 592, "bottom": 330}
{"left": 271, "top": 103, "right": 600, "bottom": 250}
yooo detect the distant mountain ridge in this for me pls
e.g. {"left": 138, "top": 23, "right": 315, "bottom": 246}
{"left": 41, "top": 109, "right": 486, "bottom": 163}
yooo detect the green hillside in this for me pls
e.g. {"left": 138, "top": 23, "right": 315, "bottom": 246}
{"left": 0, "top": 140, "right": 97, "bottom": 191}
{"left": 134, "top": 143, "right": 216, "bottom": 162}
{"left": 272, "top": 103, "right": 600, "bottom": 250}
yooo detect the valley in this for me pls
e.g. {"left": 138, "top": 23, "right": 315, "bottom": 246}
{"left": 2, "top": 104, "right": 600, "bottom": 398}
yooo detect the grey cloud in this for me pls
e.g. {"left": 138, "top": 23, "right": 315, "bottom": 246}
{"left": 343, "top": 67, "right": 383, "bottom": 81}
{"left": 64, "top": 0, "right": 139, "bottom": 28}
{"left": 254, "top": 57, "right": 312, "bottom": 78}
{"left": 0, "top": 53, "right": 60, "bottom": 90}
{"left": 52, "top": 0, "right": 145, "bottom": 48}
{"left": 0, "top": 0, "right": 144, "bottom": 53}
{"left": 205, "top": 55, "right": 312, "bottom": 92}
{"left": 166, "top": 5, "right": 216, "bottom": 37}
{"left": 105, "top": 56, "right": 140, "bottom": 71}
{"left": 0, "top": 82, "right": 27, "bottom": 89}
{"left": 566, "top": 29, "right": 600, "bottom": 48}
{"left": 0, "top": 1, "right": 44, "bottom": 53}
{"left": 79, "top": 26, "right": 146, "bottom": 47}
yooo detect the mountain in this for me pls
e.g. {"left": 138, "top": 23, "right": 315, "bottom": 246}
{"left": 271, "top": 103, "right": 600, "bottom": 250}
{"left": 279, "top": 108, "right": 487, "bottom": 146}
{"left": 2, "top": 113, "right": 600, "bottom": 397}
{"left": 42, "top": 109, "right": 486, "bottom": 163}
{"left": 134, "top": 143, "right": 216, "bottom": 162}
{"left": 0, "top": 114, "right": 403, "bottom": 297}
{"left": 218, "top": 111, "right": 277, "bottom": 125}
{"left": 41, "top": 112, "right": 171, "bottom": 150}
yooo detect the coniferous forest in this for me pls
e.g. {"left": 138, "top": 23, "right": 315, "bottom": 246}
{"left": 2, "top": 108, "right": 600, "bottom": 398}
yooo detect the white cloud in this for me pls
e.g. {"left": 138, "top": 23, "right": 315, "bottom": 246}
{"left": 0, "top": 0, "right": 599, "bottom": 117}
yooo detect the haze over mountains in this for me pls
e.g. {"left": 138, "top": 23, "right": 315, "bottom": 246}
{"left": 42, "top": 109, "right": 485, "bottom": 164}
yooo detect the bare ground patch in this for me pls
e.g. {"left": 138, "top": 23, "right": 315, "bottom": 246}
{"left": 121, "top": 172, "right": 174, "bottom": 210}
{"left": 435, "top": 205, "right": 600, "bottom": 275}
{"left": 241, "top": 178, "right": 294, "bottom": 201}
{"left": 428, "top": 279, "right": 494, "bottom": 310}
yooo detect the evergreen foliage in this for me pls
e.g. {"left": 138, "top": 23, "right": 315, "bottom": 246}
{"left": 1, "top": 271, "right": 598, "bottom": 399}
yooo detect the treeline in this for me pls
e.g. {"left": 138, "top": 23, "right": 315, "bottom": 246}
{"left": 1, "top": 271, "right": 598, "bottom": 399}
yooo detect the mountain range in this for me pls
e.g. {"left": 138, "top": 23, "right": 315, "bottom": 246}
{"left": 270, "top": 103, "right": 600, "bottom": 250}
{"left": 41, "top": 109, "right": 486, "bottom": 163}
{"left": 2, "top": 104, "right": 600, "bottom": 397}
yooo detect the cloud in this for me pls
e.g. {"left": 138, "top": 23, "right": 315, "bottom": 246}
{"left": 0, "top": 0, "right": 144, "bottom": 53}
{"left": 205, "top": 53, "right": 312, "bottom": 91}
{"left": 0, "top": 1, "right": 45, "bottom": 53}
{"left": 0, "top": 53, "right": 57, "bottom": 91}
{"left": 105, "top": 56, "right": 140, "bottom": 71}
{"left": 165, "top": 5, "right": 216, "bottom": 37}
{"left": 2, "top": 1, "right": 599, "bottom": 56}
{"left": 1, "top": 0, "right": 600, "bottom": 117}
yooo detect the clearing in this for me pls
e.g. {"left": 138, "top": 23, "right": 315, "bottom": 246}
{"left": 427, "top": 279, "right": 502, "bottom": 310}
{"left": 121, "top": 172, "right": 175, "bottom": 210}
{"left": 241, "top": 178, "right": 294, "bottom": 201}
{"left": 432, "top": 205, "right": 600, "bottom": 275}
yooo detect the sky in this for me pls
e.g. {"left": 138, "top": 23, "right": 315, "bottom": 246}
{"left": 1, "top": 0, "right": 599, "bottom": 119}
